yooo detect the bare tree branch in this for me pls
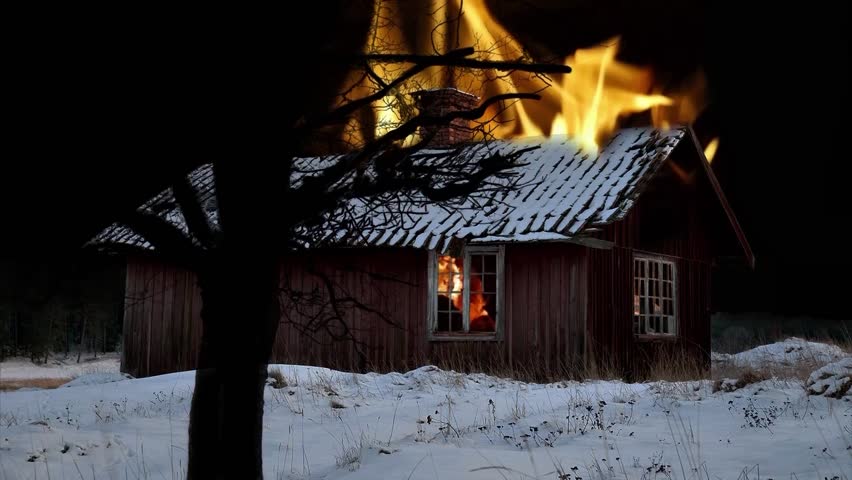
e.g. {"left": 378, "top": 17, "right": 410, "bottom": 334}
{"left": 119, "top": 210, "right": 200, "bottom": 268}
{"left": 172, "top": 175, "right": 215, "bottom": 249}
{"left": 300, "top": 48, "right": 473, "bottom": 133}
{"left": 292, "top": 91, "right": 540, "bottom": 213}
{"left": 280, "top": 262, "right": 405, "bottom": 369}
{"left": 354, "top": 49, "right": 572, "bottom": 74}
{"left": 367, "top": 92, "right": 541, "bottom": 149}
{"left": 301, "top": 46, "right": 568, "bottom": 138}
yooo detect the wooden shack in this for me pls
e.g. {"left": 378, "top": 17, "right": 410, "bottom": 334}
{"left": 101, "top": 121, "right": 752, "bottom": 379}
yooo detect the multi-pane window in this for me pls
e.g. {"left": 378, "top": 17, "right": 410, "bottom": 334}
{"left": 633, "top": 256, "right": 677, "bottom": 336}
{"left": 431, "top": 247, "right": 501, "bottom": 337}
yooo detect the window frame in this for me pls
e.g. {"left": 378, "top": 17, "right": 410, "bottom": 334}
{"left": 632, "top": 254, "right": 678, "bottom": 339}
{"left": 427, "top": 245, "right": 504, "bottom": 341}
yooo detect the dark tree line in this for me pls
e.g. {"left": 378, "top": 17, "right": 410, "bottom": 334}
{"left": 0, "top": 256, "right": 124, "bottom": 362}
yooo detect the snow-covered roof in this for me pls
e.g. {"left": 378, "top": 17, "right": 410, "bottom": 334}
{"left": 92, "top": 126, "right": 685, "bottom": 252}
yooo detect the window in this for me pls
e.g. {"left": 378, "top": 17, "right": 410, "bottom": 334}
{"left": 633, "top": 256, "right": 677, "bottom": 336}
{"left": 429, "top": 246, "right": 503, "bottom": 338}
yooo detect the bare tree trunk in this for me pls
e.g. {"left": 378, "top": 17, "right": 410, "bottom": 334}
{"left": 45, "top": 313, "right": 53, "bottom": 364}
{"left": 187, "top": 256, "right": 280, "bottom": 479}
{"left": 65, "top": 313, "right": 70, "bottom": 356}
{"left": 77, "top": 307, "right": 87, "bottom": 364}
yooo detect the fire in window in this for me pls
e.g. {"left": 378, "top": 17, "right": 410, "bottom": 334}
{"left": 432, "top": 248, "right": 500, "bottom": 336}
{"left": 633, "top": 256, "right": 676, "bottom": 336}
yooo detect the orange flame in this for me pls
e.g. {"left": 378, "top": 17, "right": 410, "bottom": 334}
{"left": 437, "top": 255, "right": 463, "bottom": 309}
{"left": 467, "top": 273, "right": 492, "bottom": 331}
{"left": 360, "top": 0, "right": 706, "bottom": 151}
{"left": 703, "top": 137, "right": 720, "bottom": 163}
{"left": 549, "top": 38, "right": 674, "bottom": 151}
{"left": 437, "top": 255, "right": 493, "bottom": 331}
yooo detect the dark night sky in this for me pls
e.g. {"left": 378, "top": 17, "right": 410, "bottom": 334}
{"left": 4, "top": 2, "right": 849, "bottom": 318}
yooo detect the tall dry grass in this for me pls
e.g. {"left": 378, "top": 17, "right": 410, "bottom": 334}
{"left": 359, "top": 345, "right": 710, "bottom": 384}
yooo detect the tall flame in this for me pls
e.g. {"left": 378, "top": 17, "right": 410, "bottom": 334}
{"left": 437, "top": 255, "right": 492, "bottom": 331}
{"left": 437, "top": 255, "right": 463, "bottom": 308}
{"left": 549, "top": 38, "right": 674, "bottom": 151}
{"left": 359, "top": 0, "right": 706, "bottom": 151}
{"left": 704, "top": 137, "right": 720, "bottom": 163}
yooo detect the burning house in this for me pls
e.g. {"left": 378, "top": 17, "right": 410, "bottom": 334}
{"left": 94, "top": 86, "right": 752, "bottom": 379}
{"left": 91, "top": 2, "right": 752, "bottom": 379}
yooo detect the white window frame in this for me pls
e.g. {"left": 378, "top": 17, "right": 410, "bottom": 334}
{"left": 427, "top": 245, "right": 504, "bottom": 341}
{"left": 633, "top": 254, "right": 678, "bottom": 338}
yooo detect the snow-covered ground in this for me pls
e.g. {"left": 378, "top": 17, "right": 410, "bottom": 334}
{"left": 712, "top": 337, "right": 847, "bottom": 368}
{"left": 0, "top": 354, "right": 120, "bottom": 381}
{"left": 1, "top": 344, "right": 850, "bottom": 479}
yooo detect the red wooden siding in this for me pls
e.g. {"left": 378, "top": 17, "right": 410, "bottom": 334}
{"left": 122, "top": 257, "right": 204, "bottom": 377}
{"left": 271, "top": 248, "right": 429, "bottom": 371}
{"left": 122, "top": 244, "right": 590, "bottom": 377}
{"left": 503, "top": 243, "right": 587, "bottom": 372}
{"left": 585, "top": 247, "right": 712, "bottom": 379}
{"left": 586, "top": 160, "right": 716, "bottom": 378}
{"left": 121, "top": 154, "right": 719, "bottom": 379}
{"left": 585, "top": 246, "right": 634, "bottom": 372}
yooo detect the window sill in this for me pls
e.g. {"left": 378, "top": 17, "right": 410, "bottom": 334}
{"left": 429, "top": 333, "right": 499, "bottom": 342}
{"left": 634, "top": 334, "right": 678, "bottom": 343}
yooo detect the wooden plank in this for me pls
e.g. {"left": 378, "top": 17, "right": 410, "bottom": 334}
{"left": 150, "top": 264, "right": 164, "bottom": 376}
{"left": 139, "top": 261, "right": 152, "bottom": 377}
{"left": 170, "top": 268, "right": 184, "bottom": 371}
{"left": 161, "top": 265, "right": 174, "bottom": 374}
{"left": 122, "top": 259, "right": 137, "bottom": 376}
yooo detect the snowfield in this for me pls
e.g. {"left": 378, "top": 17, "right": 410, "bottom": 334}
{"left": 711, "top": 337, "right": 847, "bottom": 368}
{"left": 1, "top": 344, "right": 851, "bottom": 479}
{"left": 0, "top": 354, "right": 120, "bottom": 381}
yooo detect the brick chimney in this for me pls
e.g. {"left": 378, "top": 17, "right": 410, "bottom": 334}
{"left": 412, "top": 88, "right": 479, "bottom": 146}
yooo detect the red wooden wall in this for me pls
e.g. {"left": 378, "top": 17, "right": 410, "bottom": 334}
{"left": 585, "top": 246, "right": 712, "bottom": 380}
{"left": 122, "top": 244, "right": 589, "bottom": 378}
{"left": 122, "top": 258, "right": 203, "bottom": 378}
{"left": 585, "top": 155, "right": 716, "bottom": 379}
{"left": 502, "top": 243, "right": 587, "bottom": 372}
{"left": 121, "top": 153, "right": 720, "bottom": 379}
{"left": 122, "top": 225, "right": 713, "bottom": 379}
{"left": 271, "top": 248, "right": 429, "bottom": 371}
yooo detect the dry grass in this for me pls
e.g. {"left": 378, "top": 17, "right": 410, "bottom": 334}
{"left": 712, "top": 360, "right": 815, "bottom": 385}
{"left": 712, "top": 369, "right": 769, "bottom": 392}
{"left": 362, "top": 346, "right": 710, "bottom": 384}
{"left": 711, "top": 340, "right": 847, "bottom": 388}
{"left": 417, "top": 352, "right": 583, "bottom": 384}
{"left": 830, "top": 332, "right": 852, "bottom": 355}
{"left": 636, "top": 349, "right": 709, "bottom": 383}
{"left": 0, "top": 377, "right": 72, "bottom": 391}
{"left": 267, "top": 367, "right": 289, "bottom": 389}
{"left": 282, "top": 334, "right": 850, "bottom": 387}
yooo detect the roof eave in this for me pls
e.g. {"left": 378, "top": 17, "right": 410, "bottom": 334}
{"left": 685, "top": 126, "right": 756, "bottom": 270}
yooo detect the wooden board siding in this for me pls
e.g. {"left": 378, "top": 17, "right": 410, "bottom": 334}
{"left": 123, "top": 241, "right": 710, "bottom": 381}
{"left": 272, "top": 248, "right": 429, "bottom": 371}
{"left": 123, "top": 249, "right": 434, "bottom": 377}
{"left": 595, "top": 178, "right": 713, "bottom": 263}
{"left": 122, "top": 257, "right": 204, "bottom": 378}
{"left": 273, "top": 244, "right": 586, "bottom": 371}
{"left": 585, "top": 162, "right": 716, "bottom": 378}
{"left": 122, "top": 244, "right": 590, "bottom": 378}
{"left": 585, "top": 247, "right": 712, "bottom": 380}
{"left": 289, "top": 244, "right": 590, "bottom": 373}
{"left": 585, "top": 247, "right": 634, "bottom": 373}
{"left": 503, "top": 243, "right": 587, "bottom": 372}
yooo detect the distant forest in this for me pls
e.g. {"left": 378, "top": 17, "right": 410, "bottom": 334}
{"left": 0, "top": 255, "right": 124, "bottom": 361}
